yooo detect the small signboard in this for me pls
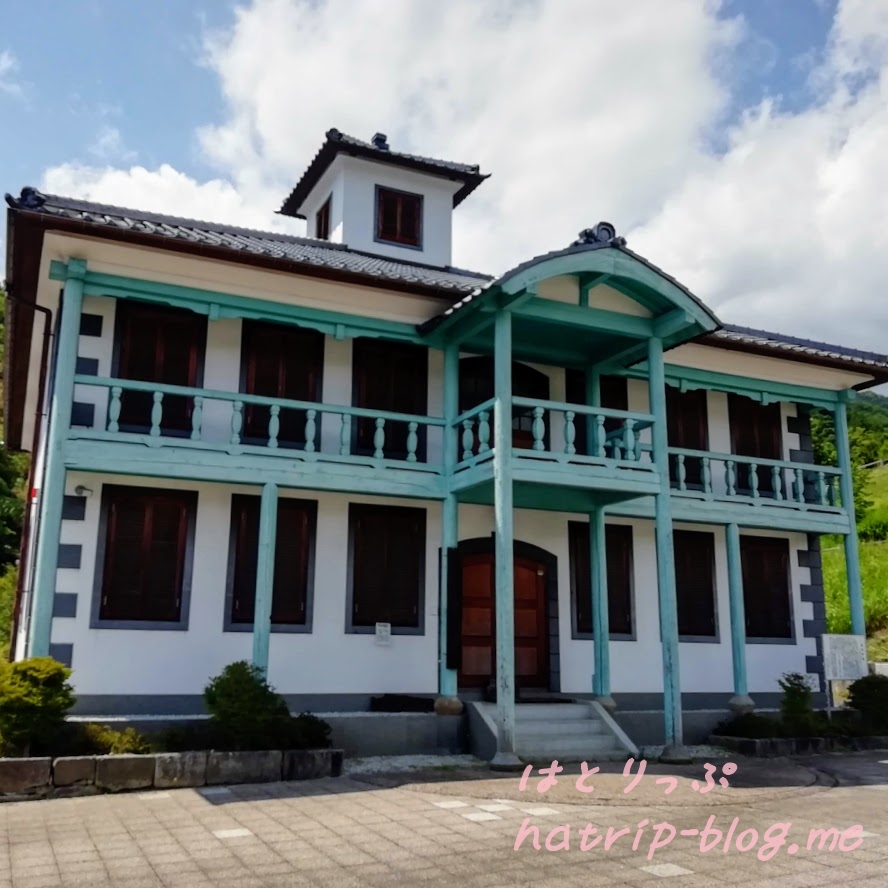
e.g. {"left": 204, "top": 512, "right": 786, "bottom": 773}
{"left": 822, "top": 634, "right": 868, "bottom": 682}
{"left": 375, "top": 622, "right": 392, "bottom": 646}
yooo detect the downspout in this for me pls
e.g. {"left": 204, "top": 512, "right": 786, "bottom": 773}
{"left": 4, "top": 288, "right": 54, "bottom": 660}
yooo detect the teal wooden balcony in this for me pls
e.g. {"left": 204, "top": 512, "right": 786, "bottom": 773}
{"left": 666, "top": 446, "right": 844, "bottom": 516}
{"left": 66, "top": 376, "right": 448, "bottom": 499}
{"left": 450, "top": 396, "right": 663, "bottom": 510}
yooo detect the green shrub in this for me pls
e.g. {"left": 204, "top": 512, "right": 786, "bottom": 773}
{"left": 204, "top": 661, "right": 292, "bottom": 751}
{"left": 858, "top": 508, "right": 888, "bottom": 542}
{"left": 203, "top": 662, "right": 332, "bottom": 751}
{"left": 0, "top": 657, "right": 75, "bottom": 754}
{"left": 83, "top": 724, "right": 151, "bottom": 755}
{"left": 779, "top": 672, "right": 817, "bottom": 737}
{"left": 848, "top": 674, "right": 888, "bottom": 732}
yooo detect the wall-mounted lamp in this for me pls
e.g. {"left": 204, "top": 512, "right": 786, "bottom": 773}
{"left": 73, "top": 485, "right": 93, "bottom": 498}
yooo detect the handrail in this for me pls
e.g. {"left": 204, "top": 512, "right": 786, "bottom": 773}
{"left": 453, "top": 397, "right": 496, "bottom": 426}
{"left": 511, "top": 396, "right": 654, "bottom": 423}
{"left": 73, "top": 375, "right": 446, "bottom": 426}
{"left": 667, "top": 446, "right": 841, "bottom": 473}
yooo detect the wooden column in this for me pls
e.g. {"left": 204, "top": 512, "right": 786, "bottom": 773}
{"left": 28, "top": 259, "right": 86, "bottom": 658}
{"left": 491, "top": 310, "right": 520, "bottom": 769}
{"left": 835, "top": 399, "right": 865, "bottom": 636}
{"left": 725, "top": 523, "right": 754, "bottom": 712}
{"left": 252, "top": 482, "right": 278, "bottom": 675}
{"left": 647, "top": 336, "right": 687, "bottom": 759}
{"left": 438, "top": 344, "right": 460, "bottom": 703}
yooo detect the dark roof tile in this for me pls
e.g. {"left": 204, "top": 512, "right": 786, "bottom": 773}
{"left": 279, "top": 128, "right": 489, "bottom": 217}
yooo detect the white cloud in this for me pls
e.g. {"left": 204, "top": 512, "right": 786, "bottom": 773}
{"left": 88, "top": 126, "right": 137, "bottom": 164}
{"left": 36, "top": 0, "right": 888, "bottom": 352}
{"left": 0, "top": 50, "right": 22, "bottom": 97}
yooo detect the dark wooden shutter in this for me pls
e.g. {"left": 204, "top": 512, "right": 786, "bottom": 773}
{"left": 101, "top": 487, "right": 192, "bottom": 622}
{"left": 229, "top": 495, "right": 313, "bottom": 625}
{"left": 740, "top": 536, "right": 792, "bottom": 638}
{"left": 569, "top": 521, "right": 592, "bottom": 633}
{"left": 116, "top": 302, "right": 206, "bottom": 434}
{"left": 569, "top": 521, "right": 633, "bottom": 636}
{"left": 241, "top": 321, "right": 324, "bottom": 448}
{"left": 352, "top": 339, "right": 428, "bottom": 460}
{"left": 728, "top": 394, "right": 783, "bottom": 495}
{"left": 666, "top": 387, "right": 709, "bottom": 486}
{"left": 674, "top": 530, "right": 716, "bottom": 637}
{"left": 350, "top": 504, "right": 425, "bottom": 628}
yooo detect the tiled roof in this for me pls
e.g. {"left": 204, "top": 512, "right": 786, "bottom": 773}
{"left": 4, "top": 188, "right": 492, "bottom": 294}
{"left": 279, "top": 128, "right": 489, "bottom": 218}
{"left": 708, "top": 325, "right": 888, "bottom": 372}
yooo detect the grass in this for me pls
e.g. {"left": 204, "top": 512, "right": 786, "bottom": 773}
{"left": 824, "top": 466, "right": 888, "bottom": 658}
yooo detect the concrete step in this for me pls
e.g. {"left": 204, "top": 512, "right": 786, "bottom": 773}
{"left": 516, "top": 733, "right": 617, "bottom": 759}
{"left": 517, "top": 719, "right": 605, "bottom": 738}
{"left": 514, "top": 703, "right": 592, "bottom": 721}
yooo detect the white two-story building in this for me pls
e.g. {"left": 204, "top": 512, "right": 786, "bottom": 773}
{"left": 4, "top": 129, "right": 885, "bottom": 762}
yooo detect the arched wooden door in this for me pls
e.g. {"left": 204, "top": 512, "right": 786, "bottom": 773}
{"left": 458, "top": 549, "right": 549, "bottom": 690}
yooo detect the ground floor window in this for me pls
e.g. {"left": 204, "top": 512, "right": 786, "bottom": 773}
{"left": 674, "top": 529, "right": 717, "bottom": 639}
{"left": 740, "top": 535, "right": 793, "bottom": 639}
{"left": 227, "top": 495, "right": 316, "bottom": 628}
{"left": 347, "top": 503, "right": 425, "bottom": 632}
{"left": 568, "top": 521, "right": 633, "bottom": 637}
{"left": 95, "top": 485, "right": 197, "bottom": 626}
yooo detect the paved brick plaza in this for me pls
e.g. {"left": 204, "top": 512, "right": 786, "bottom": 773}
{"left": 0, "top": 752, "right": 886, "bottom": 887}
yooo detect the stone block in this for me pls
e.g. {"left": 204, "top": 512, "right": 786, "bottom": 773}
{"left": 281, "top": 749, "right": 344, "bottom": 781}
{"left": 154, "top": 752, "right": 207, "bottom": 789}
{"left": 0, "top": 757, "right": 51, "bottom": 795}
{"left": 206, "top": 751, "right": 282, "bottom": 786}
{"left": 95, "top": 754, "right": 156, "bottom": 792}
{"left": 53, "top": 756, "right": 96, "bottom": 787}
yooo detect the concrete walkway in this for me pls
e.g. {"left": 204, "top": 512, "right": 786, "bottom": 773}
{"left": 0, "top": 752, "right": 886, "bottom": 887}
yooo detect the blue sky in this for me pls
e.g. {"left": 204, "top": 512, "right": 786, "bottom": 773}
{"left": 2, "top": 0, "right": 887, "bottom": 353}
{"left": 0, "top": 1, "right": 836, "bottom": 200}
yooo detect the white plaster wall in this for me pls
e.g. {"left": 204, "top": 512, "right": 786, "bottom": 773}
{"left": 336, "top": 156, "right": 460, "bottom": 267}
{"left": 53, "top": 474, "right": 441, "bottom": 697}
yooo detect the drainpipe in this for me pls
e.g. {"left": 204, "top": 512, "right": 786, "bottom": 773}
{"left": 3, "top": 286, "right": 55, "bottom": 660}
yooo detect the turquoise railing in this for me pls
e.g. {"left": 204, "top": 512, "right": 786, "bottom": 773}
{"left": 667, "top": 446, "right": 843, "bottom": 509}
{"left": 452, "top": 396, "right": 657, "bottom": 468}
{"left": 71, "top": 376, "right": 446, "bottom": 468}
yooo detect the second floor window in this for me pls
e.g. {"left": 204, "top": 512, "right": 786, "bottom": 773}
{"left": 315, "top": 196, "right": 331, "bottom": 240}
{"left": 564, "top": 370, "right": 628, "bottom": 456}
{"left": 728, "top": 394, "right": 783, "bottom": 495}
{"left": 376, "top": 187, "right": 422, "bottom": 247}
{"left": 241, "top": 321, "right": 325, "bottom": 449}
{"left": 352, "top": 338, "right": 428, "bottom": 460}
{"left": 666, "top": 387, "right": 709, "bottom": 488}
{"left": 114, "top": 301, "right": 207, "bottom": 435}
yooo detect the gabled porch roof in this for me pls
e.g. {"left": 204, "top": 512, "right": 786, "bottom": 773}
{"left": 419, "top": 223, "right": 721, "bottom": 369}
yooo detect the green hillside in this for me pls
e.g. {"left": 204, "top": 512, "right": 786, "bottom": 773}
{"left": 819, "top": 391, "right": 888, "bottom": 660}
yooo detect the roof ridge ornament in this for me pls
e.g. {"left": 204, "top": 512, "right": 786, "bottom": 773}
{"left": 573, "top": 222, "right": 626, "bottom": 247}
{"left": 5, "top": 186, "right": 46, "bottom": 210}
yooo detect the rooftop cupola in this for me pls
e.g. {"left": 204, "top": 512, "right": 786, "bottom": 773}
{"left": 279, "top": 128, "right": 488, "bottom": 267}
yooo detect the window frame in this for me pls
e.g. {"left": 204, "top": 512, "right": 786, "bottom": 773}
{"left": 90, "top": 484, "right": 197, "bottom": 631}
{"left": 111, "top": 300, "right": 207, "bottom": 437}
{"left": 351, "top": 338, "right": 428, "bottom": 461}
{"left": 346, "top": 503, "right": 426, "bottom": 635}
{"left": 223, "top": 494, "right": 317, "bottom": 634}
{"left": 238, "top": 319, "right": 325, "bottom": 450}
{"left": 568, "top": 520, "right": 635, "bottom": 641}
{"left": 315, "top": 195, "right": 331, "bottom": 240}
{"left": 673, "top": 528, "right": 719, "bottom": 643}
{"left": 374, "top": 185, "right": 423, "bottom": 249}
{"left": 740, "top": 534, "right": 796, "bottom": 644}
